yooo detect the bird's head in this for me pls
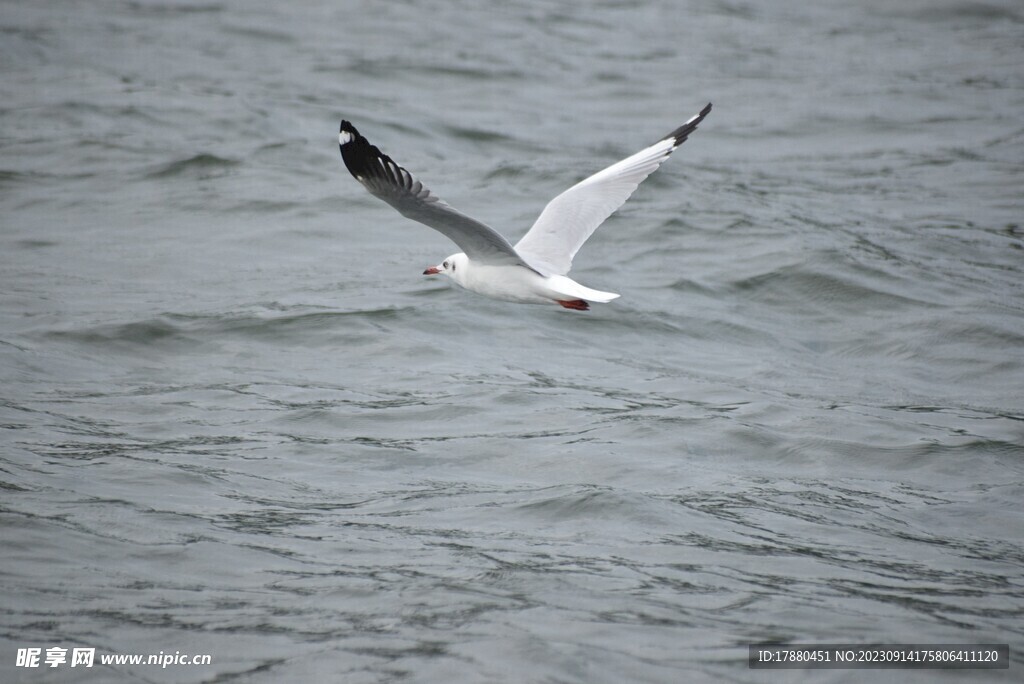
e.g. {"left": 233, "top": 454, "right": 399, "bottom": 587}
{"left": 423, "top": 253, "right": 467, "bottom": 281}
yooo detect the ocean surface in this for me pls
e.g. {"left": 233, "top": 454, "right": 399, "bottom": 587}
{"left": 2, "top": 0, "right": 1023, "bottom": 681}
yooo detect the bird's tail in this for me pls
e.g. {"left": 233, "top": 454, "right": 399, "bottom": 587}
{"left": 547, "top": 275, "right": 620, "bottom": 303}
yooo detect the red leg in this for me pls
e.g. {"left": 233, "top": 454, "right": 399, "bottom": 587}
{"left": 556, "top": 299, "right": 590, "bottom": 311}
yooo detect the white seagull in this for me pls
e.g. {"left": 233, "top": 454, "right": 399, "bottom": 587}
{"left": 338, "top": 103, "right": 711, "bottom": 311}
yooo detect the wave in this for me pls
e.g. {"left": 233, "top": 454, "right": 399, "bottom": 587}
{"left": 145, "top": 153, "right": 240, "bottom": 180}
{"left": 37, "top": 307, "right": 417, "bottom": 356}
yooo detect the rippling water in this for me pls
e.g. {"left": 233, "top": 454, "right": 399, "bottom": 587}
{"left": 2, "top": 0, "right": 1023, "bottom": 681}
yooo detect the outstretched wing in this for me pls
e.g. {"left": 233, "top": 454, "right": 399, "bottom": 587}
{"left": 514, "top": 103, "right": 712, "bottom": 276}
{"left": 339, "top": 121, "right": 525, "bottom": 266}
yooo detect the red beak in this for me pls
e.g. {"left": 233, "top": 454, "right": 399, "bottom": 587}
{"left": 423, "top": 266, "right": 441, "bottom": 275}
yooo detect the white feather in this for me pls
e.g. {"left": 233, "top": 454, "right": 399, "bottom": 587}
{"left": 514, "top": 136, "right": 679, "bottom": 276}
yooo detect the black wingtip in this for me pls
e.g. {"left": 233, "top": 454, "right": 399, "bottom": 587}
{"left": 339, "top": 119, "right": 359, "bottom": 145}
{"left": 338, "top": 119, "right": 370, "bottom": 178}
{"left": 337, "top": 120, "right": 406, "bottom": 189}
{"left": 663, "top": 102, "right": 712, "bottom": 147}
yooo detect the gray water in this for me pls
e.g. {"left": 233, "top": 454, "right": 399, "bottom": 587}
{"left": 2, "top": 0, "right": 1023, "bottom": 681}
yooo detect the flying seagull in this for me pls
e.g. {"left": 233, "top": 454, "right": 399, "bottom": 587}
{"left": 338, "top": 103, "right": 711, "bottom": 311}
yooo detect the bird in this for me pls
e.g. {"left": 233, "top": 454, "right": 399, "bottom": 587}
{"left": 337, "top": 103, "right": 711, "bottom": 311}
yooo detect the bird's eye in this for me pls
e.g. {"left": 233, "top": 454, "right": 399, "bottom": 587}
{"left": 443, "top": 261, "right": 449, "bottom": 269}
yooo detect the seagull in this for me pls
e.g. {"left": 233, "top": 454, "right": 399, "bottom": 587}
{"left": 338, "top": 103, "right": 711, "bottom": 311}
